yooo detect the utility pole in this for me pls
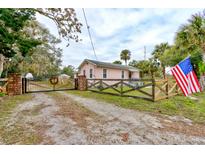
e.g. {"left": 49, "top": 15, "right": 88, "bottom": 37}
{"left": 82, "top": 8, "right": 98, "bottom": 60}
{"left": 144, "top": 46, "right": 146, "bottom": 60}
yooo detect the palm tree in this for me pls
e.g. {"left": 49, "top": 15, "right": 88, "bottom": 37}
{"left": 152, "top": 42, "right": 170, "bottom": 79}
{"left": 175, "top": 13, "right": 205, "bottom": 52}
{"left": 152, "top": 11, "right": 205, "bottom": 78}
{"left": 174, "top": 13, "right": 205, "bottom": 77}
{"left": 120, "top": 49, "right": 131, "bottom": 65}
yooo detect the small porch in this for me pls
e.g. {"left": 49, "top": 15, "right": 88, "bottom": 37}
{"left": 128, "top": 69, "right": 140, "bottom": 79}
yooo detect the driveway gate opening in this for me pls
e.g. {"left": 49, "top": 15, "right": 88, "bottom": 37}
{"left": 23, "top": 77, "right": 77, "bottom": 93}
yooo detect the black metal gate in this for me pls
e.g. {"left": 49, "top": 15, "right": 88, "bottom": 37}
{"left": 22, "top": 77, "right": 77, "bottom": 93}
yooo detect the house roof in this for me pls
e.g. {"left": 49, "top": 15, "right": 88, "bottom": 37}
{"left": 79, "top": 59, "right": 139, "bottom": 72}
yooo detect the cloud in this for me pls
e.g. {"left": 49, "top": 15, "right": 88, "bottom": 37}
{"left": 36, "top": 8, "right": 204, "bottom": 67}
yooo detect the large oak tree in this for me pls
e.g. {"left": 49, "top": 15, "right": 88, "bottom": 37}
{"left": 0, "top": 8, "right": 82, "bottom": 77}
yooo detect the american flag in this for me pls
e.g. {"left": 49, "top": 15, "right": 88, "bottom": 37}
{"left": 171, "top": 57, "right": 201, "bottom": 96}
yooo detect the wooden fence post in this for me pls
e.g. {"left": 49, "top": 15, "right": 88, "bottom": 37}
{"left": 152, "top": 78, "right": 155, "bottom": 102}
{"left": 166, "top": 78, "right": 169, "bottom": 99}
{"left": 99, "top": 79, "right": 103, "bottom": 91}
{"left": 120, "top": 80, "right": 123, "bottom": 96}
{"left": 176, "top": 84, "right": 179, "bottom": 94}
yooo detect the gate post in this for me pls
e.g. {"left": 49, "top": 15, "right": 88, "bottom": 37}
{"left": 22, "top": 78, "right": 27, "bottom": 94}
{"left": 77, "top": 75, "right": 87, "bottom": 91}
{"left": 74, "top": 78, "right": 78, "bottom": 90}
{"left": 7, "top": 73, "right": 22, "bottom": 96}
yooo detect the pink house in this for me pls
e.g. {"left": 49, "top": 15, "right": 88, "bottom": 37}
{"left": 77, "top": 59, "right": 140, "bottom": 79}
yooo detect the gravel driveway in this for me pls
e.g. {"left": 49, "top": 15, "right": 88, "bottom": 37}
{"left": 2, "top": 92, "right": 205, "bottom": 144}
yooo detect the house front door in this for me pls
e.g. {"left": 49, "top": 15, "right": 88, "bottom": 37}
{"left": 129, "top": 71, "right": 132, "bottom": 79}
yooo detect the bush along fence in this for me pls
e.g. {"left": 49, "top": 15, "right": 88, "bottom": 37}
{"left": 85, "top": 77, "right": 182, "bottom": 102}
{"left": 0, "top": 78, "right": 8, "bottom": 95}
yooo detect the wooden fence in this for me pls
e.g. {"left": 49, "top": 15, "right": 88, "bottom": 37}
{"left": 87, "top": 78, "right": 182, "bottom": 102}
{"left": 0, "top": 78, "right": 8, "bottom": 94}
{"left": 154, "top": 79, "right": 182, "bottom": 101}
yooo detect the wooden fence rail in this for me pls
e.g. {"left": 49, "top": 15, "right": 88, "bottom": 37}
{"left": 154, "top": 79, "right": 182, "bottom": 101}
{"left": 87, "top": 78, "right": 182, "bottom": 102}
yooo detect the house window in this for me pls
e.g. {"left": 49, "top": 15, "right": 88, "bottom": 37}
{"left": 121, "top": 70, "right": 124, "bottom": 79}
{"left": 90, "top": 69, "right": 93, "bottom": 78}
{"left": 83, "top": 70, "right": 86, "bottom": 76}
{"left": 103, "top": 69, "right": 107, "bottom": 78}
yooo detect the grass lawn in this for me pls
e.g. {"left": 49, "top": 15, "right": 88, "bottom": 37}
{"left": 0, "top": 94, "right": 42, "bottom": 144}
{"left": 90, "top": 86, "right": 152, "bottom": 97}
{"left": 67, "top": 90, "right": 205, "bottom": 124}
{"left": 0, "top": 95, "right": 32, "bottom": 123}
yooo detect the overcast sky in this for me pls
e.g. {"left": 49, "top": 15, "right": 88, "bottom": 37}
{"left": 36, "top": 8, "right": 204, "bottom": 68}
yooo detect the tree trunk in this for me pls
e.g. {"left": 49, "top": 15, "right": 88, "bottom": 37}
{"left": 0, "top": 54, "right": 5, "bottom": 78}
{"left": 151, "top": 71, "right": 154, "bottom": 79}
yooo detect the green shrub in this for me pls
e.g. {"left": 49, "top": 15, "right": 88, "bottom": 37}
{"left": 0, "top": 92, "right": 5, "bottom": 97}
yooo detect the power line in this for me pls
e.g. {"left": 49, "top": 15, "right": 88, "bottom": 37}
{"left": 82, "top": 8, "right": 98, "bottom": 60}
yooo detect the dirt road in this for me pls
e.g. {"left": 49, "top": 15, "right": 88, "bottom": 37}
{"left": 2, "top": 92, "right": 205, "bottom": 144}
